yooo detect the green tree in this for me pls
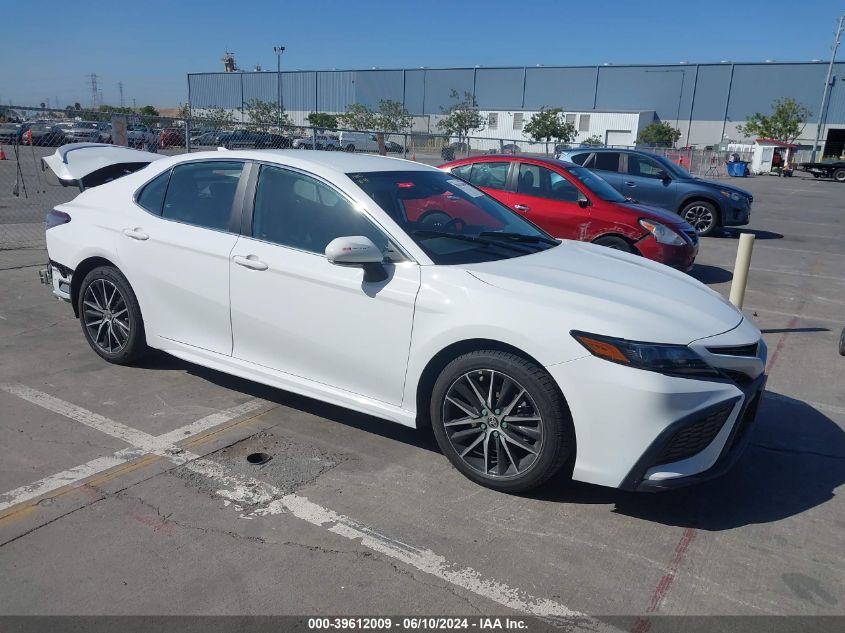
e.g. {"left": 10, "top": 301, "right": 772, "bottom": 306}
{"left": 523, "top": 107, "right": 576, "bottom": 154}
{"left": 307, "top": 112, "right": 339, "bottom": 129}
{"left": 736, "top": 97, "right": 811, "bottom": 144}
{"left": 337, "top": 103, "right": 378, "bottom": 131}
{"left": 244, "top": 98, "right": 291, "bottom": 128}
{"left": 436, "top": 90, "right": 484, "bottom": 147}
{"left": 73, "top": 102, "right": 82, "bottom": 111}
{"left": 176, "top": 103, "right": 191, "bottom": 121}
{"left": 194, "top": 106, "right": 236, "bottom": 129}
{"left": 582, "top": 134, "right": 604, "bottom": 147}
{"left": 138, "top": 105, "right": 159, "bottom": 117}
{"left": 636, "top": 121, "right": 682, "bottom": 147}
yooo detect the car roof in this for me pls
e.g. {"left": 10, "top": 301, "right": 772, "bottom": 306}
{"left": 165, "top": 149, "right": 435, "bottom": 176}
{"left": 441, "top": 154, "right": 578, "bottom": 171}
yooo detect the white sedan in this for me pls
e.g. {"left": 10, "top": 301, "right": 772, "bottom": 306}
{"left": 40, "top": 144, "right": 767, "bottom": 493}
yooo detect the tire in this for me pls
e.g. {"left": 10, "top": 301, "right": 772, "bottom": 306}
{"left": 839, "top": 327, "right": 845, "bottom": 357}
{"left": 833, "top": 168, "right": 845, "bottom": 183}
{"left": 77, "top": 266, "right": 148, "bottom": 365}
{"left": 680, "top": 200, "right": 720, "bottom": 237}
{"left": 430, "top": 350, "right": 574, "bottom": 493}
{"left": 593, "top": 235, "right": 633, "bottom": 252}
{"left": 345, "top": 144, "right": 355, "bottom": 152}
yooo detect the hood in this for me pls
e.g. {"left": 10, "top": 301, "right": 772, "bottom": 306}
{"left": 619, "top": 202, "right": 691, "bottom": 226}
{"left": 686, "top": 177, "right": 751, "bottom": 198}
{"left": 463, "top": 241, "right": 743, "bottom": 345}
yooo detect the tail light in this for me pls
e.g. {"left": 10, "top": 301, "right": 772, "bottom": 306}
{"left": 46, "top": 209, "right": 71, "bottom": 230}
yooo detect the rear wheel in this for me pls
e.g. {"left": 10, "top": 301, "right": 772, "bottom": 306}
{"left": 833, "top": 168, "right": 845, "bottom": 183}
{"left": 78, "top": 266, "right": 147, "bottom": 365}
{"left": 431, "top": 351, "right": 574, "bottom": 493}
{"left": 593, "top": 235, "right": 633, "bottom": 252}
{"left": 345, "top": 144, "right": 355, "bottom": 152}
{"left": 681, "top": 200, "right": 719, "bottom": 236}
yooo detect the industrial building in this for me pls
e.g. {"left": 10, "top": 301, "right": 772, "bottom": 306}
{"left": 188, "top": 61, "right": 845, "bottom": 154}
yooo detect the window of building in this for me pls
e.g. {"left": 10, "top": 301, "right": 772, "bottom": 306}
{"left": 565, "top": 113, "right": 576, "bottom": 126}
{"left": 578, "top": 114, "right": 591, "bottom": 132}
{"left": 161, "top": 161, "right": 243, "bottom": 231}
{"left": 488, "top": 113, "right": 498, "bottom": 130}
{"left": 252, "top": 165, "right": 388, "bottom": 255}
{"left": 513, "top": 113, "right": 524, "bottom": 130}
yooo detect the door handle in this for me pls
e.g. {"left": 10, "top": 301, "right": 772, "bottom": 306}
{"left": 122, "top": 227, "right": 149, "bottom": 240}
{"left": 514, "top": 204, "right": 530, "bottom": 212}
{"left": 232, "top": 254, "right": 268, "bottom": 271}
{"left": 624, "top": 181, "right": 636, "bottom": 186}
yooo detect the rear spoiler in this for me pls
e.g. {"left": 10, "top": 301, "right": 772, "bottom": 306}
{"left": 41, "top": 143, "right": 165, "bottom": 191}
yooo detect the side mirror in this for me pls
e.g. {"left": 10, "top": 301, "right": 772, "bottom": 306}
{"left": 325, "top": 236, "right": 388, "bottom": 283}
{"left": 577, "top": 193, "right": 591, "bottom": 208}
{"left": 658, "top": 170, "right": 672, "bottom": 182}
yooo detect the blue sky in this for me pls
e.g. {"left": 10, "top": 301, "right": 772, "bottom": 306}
{"left": 2, "top": 0, "right": 842, "bottom": 108}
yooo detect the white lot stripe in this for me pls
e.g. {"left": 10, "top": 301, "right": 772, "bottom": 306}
{"left": 3, "top": 383, "right": 610, "bottom": 626}
{"left": 157, "top": 399, "right": 270, "bottom": 445}
{"left": 185, "top": 459, "right": 609, "bottom": 626}
{"left": 0, "top": 383, "right": 157, "bottom": 450}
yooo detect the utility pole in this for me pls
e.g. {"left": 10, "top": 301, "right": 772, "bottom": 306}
{"left": 118, "top": 81, "right": 125, "bottom": 108}
{"left": 89, "top": 73, "right": 99, "bottom": 109}
{"left": 274, "top": 46, "right": 286, "bottom": 129}
{"left": 812, "top": 14, "right": 844, "bottom": 160}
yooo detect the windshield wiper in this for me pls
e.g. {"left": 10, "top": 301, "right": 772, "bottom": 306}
{"left": 478, "top": 231, "right": 559, "bottom": 245}
{"left": 412, "top": 230, "right": 533, "bottom": 252}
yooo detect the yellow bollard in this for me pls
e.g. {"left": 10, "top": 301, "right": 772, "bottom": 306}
{"left": 729, "top": 233, "right": 755, "bottom": 308}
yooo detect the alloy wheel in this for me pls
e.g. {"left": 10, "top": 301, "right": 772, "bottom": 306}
{"left": 82, "top": 279, "right": 131, "bottom": 354}
{"left": 441, "top": 369, "right": 543, "bottom": 478}
{"left": 683, "top": 205, "right": 714, "bottom": 233}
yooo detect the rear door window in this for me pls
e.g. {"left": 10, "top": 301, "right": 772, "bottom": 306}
{"left": 161, "top": 161, "right": 243, "bottom": 231}
{"left": 136, "top": 170, "right": 171, "bottom": 215}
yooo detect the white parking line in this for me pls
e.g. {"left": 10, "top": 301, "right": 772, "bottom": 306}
{"left": 1, "top": 383, "right": 612, "bottom": 628}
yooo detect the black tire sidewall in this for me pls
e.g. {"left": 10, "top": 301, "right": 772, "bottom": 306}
{"left": 833, "top": 169, "right": 845, "bottom": 182}
{"left": 682, "top": 201, "right": 719, "bottom": 236}
{"left": 430, "top": 351, "right": 573, "bottom": 493}
{"left": 78, "top": 266, "right": 147, "bottom": 365}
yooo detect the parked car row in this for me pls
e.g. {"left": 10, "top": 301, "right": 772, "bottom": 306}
{"left": 39, "top": 146, "right": 767, "bottom": 494}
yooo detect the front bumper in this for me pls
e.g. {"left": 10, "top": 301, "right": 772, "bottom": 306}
{"left": 636, "top": 234, "right": 698, "bottom": 272}
{"left": 722, "top": 197, "right": 752, "bottom": 227}
{"left": 547, "top": 325, "right": 766, "bottom": 490}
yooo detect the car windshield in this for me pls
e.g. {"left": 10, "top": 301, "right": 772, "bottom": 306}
{"left": 0, "top": 123, "right": 19, "bottom": 130}
{"left": 348, "top": 170, "right": 559, "bottom": 265}
{"left": 566, "top": 165, "right": 627, "bottom": 202}
{"left": 77, "top": 122, "right": 98, "bottom": 129}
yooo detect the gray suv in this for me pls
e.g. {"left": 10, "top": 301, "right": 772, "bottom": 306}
{"left": 558, "top": 148, "right": 752, "bottom": 236}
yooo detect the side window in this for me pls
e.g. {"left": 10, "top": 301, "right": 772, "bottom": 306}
{"left": 467, "top": 162, "right": 509, "bottom": 190}
{"left": 136, "top": 170, "right": 171, "bottom": 215}
{"left": 516, "top": 164, "right": 542, "bottom": 195}
{"left": 548, "top": 171, "right": 580, "bottom": 202}
{"left": 568, "top": 153, "right": 590, "bottom": 166}
{"left": 162, "top": 161, "right": 243, "bottom": 231}
{"left": 592, "top": 152, "right": 620, "bottom": 172}
{"left": 252, "top": 165, "right": 388, "bottom": 255}
{"left": 628, "top": 155, "right": 665, "bottom": 179}
{"left": 450, "top": 164, "right": 472, "bottom": 181}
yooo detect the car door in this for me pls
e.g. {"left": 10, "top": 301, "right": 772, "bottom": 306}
{"left": 583, "top": 151, "right": 625, "bottom": 193}
{"left": 508, "top": 163, "right": 588, "bottom": 239}
{"left": 117, "top": 159, "right": 246, "bottom": 355}
{"left": 622, "top": 153, "right": 675, "bottom": 207}
{"left": 229, "top": 164, "right": 420, "bottom": 406}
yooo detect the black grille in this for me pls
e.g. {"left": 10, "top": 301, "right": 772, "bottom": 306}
{"left": 721, "top": 370, "right": 754, "bottom": 387}
{"left": 707, "top": 342, "right": 759, "bottom": 357}
{"left": 652, "top": 403, "right": 734, "bottom": 466}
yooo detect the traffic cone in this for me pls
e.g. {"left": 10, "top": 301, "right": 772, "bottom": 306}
{"left": 0, "top": 145, "right": 7, "bottom": 160}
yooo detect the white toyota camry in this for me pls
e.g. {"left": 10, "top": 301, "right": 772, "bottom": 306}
{"left": 40, "top": 144, "right": 767, "bottom": 493}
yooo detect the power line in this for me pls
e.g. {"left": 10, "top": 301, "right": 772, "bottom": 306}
{"left": 118, "top": 81, "right": 125, "bottom": 108}
{"left": 88, "top": 73, "right": 99, "bottom": 108}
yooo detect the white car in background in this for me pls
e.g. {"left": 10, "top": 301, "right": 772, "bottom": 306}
{"left": 39, "top": 145, "right": 766, "bottom": 493}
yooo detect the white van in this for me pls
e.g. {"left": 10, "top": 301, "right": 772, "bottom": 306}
{"left": 338, "top": 131, "right": 380, "bottom": 152}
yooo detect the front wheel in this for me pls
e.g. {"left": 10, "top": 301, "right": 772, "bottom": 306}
{"left": 593, "top": 235, "right": 633, "bottom": 252}
{"left": 681, "top": 201, "right": 719, "bottom": 237}
{"left": 345, "top": 144, "right": 355, "bottom": 152}
{"left": 430, "top": 351, "right": 574, "bottom": 493}
{"left": 833, "top": 168, "right": 845, "bottom": 183}
{"left": 78, "top": 266, "right": 148, "bottom": 365}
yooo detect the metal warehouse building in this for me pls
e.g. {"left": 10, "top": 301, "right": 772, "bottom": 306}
{"left": 188, "top": 61, "right": 845, "bottom": 154}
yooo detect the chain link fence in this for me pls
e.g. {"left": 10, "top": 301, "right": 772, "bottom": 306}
{"left": 2, "top": 104, "right": 767, "bottom": 258}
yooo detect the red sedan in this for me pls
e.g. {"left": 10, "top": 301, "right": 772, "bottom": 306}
{"left": 439, "top": 156, "right": 698, "bottom": 271}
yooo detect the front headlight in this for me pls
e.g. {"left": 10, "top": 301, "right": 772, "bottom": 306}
{"left": 638, "top": 219, "right": 686, "bottom": 246}
{"left": 571, "top": 331, "right": 719, "bottom": 378}
{"left": 720, "top": 190, "right": 743, "bottom": 202}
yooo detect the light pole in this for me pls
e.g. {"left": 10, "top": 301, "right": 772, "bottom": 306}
{"left": 812, "top": 15, "right": 844, "bottom": 160}
{"left": 274, "top": 46, "right": 285, "bottom": 129}
{"left": 646, "top": 69, "right": 687, "bottom": 147}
